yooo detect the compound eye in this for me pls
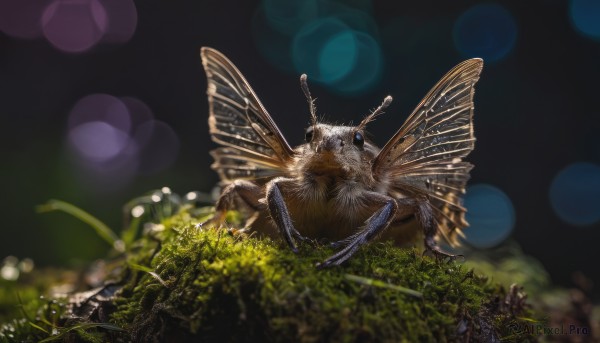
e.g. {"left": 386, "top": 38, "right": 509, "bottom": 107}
{"left": 305, "top": 126, "right": 314, "bottom": 143}
{"left": 353, "top": 131, "right": 364, "bottom": 147}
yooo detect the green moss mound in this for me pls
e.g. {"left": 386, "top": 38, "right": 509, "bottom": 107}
{"left": 113, "top": 212, "right": 534, "bottom": 342}
{"left": 1, "top": 210, "right": 536, "bottom": 342}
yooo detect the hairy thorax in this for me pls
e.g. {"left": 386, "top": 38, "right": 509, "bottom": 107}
{"left": 250, "top": 123, "right": 422, "bottom": 245}
{"left": 279, "top": 140, "right": 384, "bottom": 240}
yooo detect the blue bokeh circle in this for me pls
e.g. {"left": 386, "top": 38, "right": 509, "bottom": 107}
{"left": 453, "top": 3, "right": 518, "bottom": 62}
{"left": 550, "top": 162, "right": 600, "bottom": 226}
{"left": 463, "top": 183, "right": 516, "bottom": 248}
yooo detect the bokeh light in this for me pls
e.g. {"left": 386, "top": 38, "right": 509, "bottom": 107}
{"left": 67, "top": 94, "right": 179, "bottom": 191}
{"left": 254, "top": 0, "right": 382, "bottom": 95}
{"left": 68, "top": 121, "right": 130, "bottom": 162}
{"left": 569, "top": 0, "right": 600, "bottom": 40}
{"left": 1, "top": 256, "right": 20, "bottom": 281}
{"left": 326, "top": 31, "right": 382, "bottom": 94}
{"left": 69, "top": 94, "right": 131, "bottom": 133}
{"left": 131, "top": 205, "right": 145, "bottom": 218}
{"left": 133, "top": 120, "right": 180, "bottom": 175}
{"left": 67, "top": 94, "right": 136, "bottom": 191}
{"left": 549, "top": 162, "right": 600, "bottom": 226}
{"left": 262, "top": 0, "right": 318, "bottom": 35}
{"left": 0, "top": 0, "right": 46, "bottom": 39}
{"left": 292, "top": 18, "right": 349, "bottom": 82}
{"left": 4, "top": 0, "right": 139, "bottom": 54}
{"left": 329, "top": 5, "right": 378, "bottom": 37}
{"left": 463, "top": 184, "right": 516, "bottom": 248}
{"left": 292, "top": 18, "right": 382, "bottom": 95}
{"left": 120, "top": 96, "right": 154, "bottom": 129}
{"left": 42, "top": 0, "right": 108, "bottom": 53}
{"left": 318, "top": 31, "right": 356, "bottom": 82}
{"left": 252, "top": 7, "right": 297, "bottom": 73}
{"left": 98, "top": 0, "right": 137, "bottom": 44}
{"left": 453, "top": 3, "right": 517, "bottom": 63}
{"left": 70, "top": 144, "right": 139, "bottom": 192}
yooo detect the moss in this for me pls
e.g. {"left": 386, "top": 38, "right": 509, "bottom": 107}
{"left": 110, "top": 211, "right": 534, "bottom": 342}
{"left": 1, "top": 209, "right": 537, "bottom": 342}
{"left": 0, "top": 285, "right": 69, "bottom": 343}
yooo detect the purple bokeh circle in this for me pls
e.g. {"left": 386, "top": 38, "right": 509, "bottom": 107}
{"left": 68, "top": 94, "right": 131, "bottom": 133}
{"left": 41, "top": 0, "right": 108, "bottom": 53}
{"left": 100, "top": 0, "right": 137, "bottom": 44}
{"left": 68, "top": 121, "right": 130, "bottom": 161}
{"left": 0, "top": 0, "right": 46, "bottom": 39}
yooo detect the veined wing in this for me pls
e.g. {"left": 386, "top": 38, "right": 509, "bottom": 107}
{"left": 373, "top": 58, "right": 483, "bottom": 245}
{"left": 201, "top": 47, "right": 294, "bottom": 182}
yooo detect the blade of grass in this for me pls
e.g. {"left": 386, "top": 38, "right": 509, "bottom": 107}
{"left": 16, "top": 292, "right": 32, "bottom": 322}
{"left": 127, "top": 262, "right": 153, "bottom": 273}
{"left": 28, "top": 321, "right": 49, "bottom": 334}
{"left": 38, "top": 322, "right": 125, "bottom": 342}
{"left": 121, "top": 215, "right": 141, "bottom": 247}
{"left": 36, "top": 199, "right": 124, "bottom": 252}
{"left": 345, "top": 274, "right": 423, "bottom": 298}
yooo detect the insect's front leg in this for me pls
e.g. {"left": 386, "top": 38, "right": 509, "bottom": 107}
{"left": 265, "top": 177, "right": 308, "bottom": 253}
{"left": 214, "top": 180, "right": 265, "bottom": 227}
{"left": 318, "top": 193, "right": 401, "bottom": 269}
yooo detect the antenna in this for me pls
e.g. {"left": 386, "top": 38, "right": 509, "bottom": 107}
{"left": 357, "top": 95, "right": 393, "bottom": 131}
{"left": 300, "top": 74, "right": 317, "bottom": 126}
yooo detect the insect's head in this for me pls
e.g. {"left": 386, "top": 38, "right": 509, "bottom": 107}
{"left": 297, "top": 122, "right": 375, "bottom": 177}
{"left": 303, "top": 124, "right": 367, "bottom": 154}
{"left": 296, "top": 75, "right": 393, "bottom": 175}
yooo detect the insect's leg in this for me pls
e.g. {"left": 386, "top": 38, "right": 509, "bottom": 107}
{"left": 213, "top": 180, "right": 265, "bottom": 225}
{"left": 318, "top": 198, "right": 399, "bottom": 269}
{"left": 328, "top": 214, "right": 415, "bottom": 249}
{"left": 417, "top": 200, "right": 461, "bottom": 260}
{"left": 328, "top": 196, "right": 416, "bottom": 250}
{"left": 265, "top": 178, "right": 307, "bottom": 253}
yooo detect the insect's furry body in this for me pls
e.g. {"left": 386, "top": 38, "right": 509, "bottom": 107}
{"left": 278, "top": 124, "right": 410, "bottom": 242}
{"left": 201, "top": 47, "right": 483, "bottom": 267}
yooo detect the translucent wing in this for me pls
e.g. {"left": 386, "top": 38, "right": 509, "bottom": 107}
{"left": 373, "top": 58, "right": 483, "bottom": 245}
{"left": 201, "top": 47, "right": 294, "bottom": 182}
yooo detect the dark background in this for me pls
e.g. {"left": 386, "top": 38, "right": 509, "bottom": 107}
{"left": 1, "top": 0, "right": 599, "bottom": 297}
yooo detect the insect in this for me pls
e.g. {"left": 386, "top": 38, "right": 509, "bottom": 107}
{"left": 200, "top": 47, "right": 483, "bottom": 268}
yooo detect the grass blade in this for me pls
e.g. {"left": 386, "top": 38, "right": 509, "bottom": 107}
{"left": 345, "top": 274, "right": 423, "bottom": 298}
{"left": 37, "top": 199, "right": 124, "bottom": 252}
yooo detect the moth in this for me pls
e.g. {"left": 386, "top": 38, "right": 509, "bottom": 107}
{"left": 200, "top": 47, "right": 483, "bottom": 268}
